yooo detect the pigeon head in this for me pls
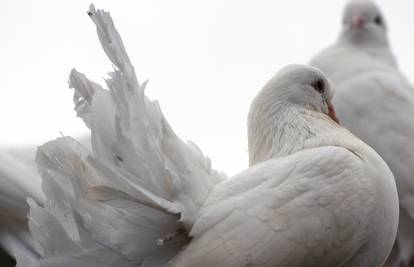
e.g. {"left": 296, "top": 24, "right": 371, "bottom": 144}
{"left": 340, "top": 0, "right": 388, "bottom": 46}
{"left": 256, "top": 64, "right": 338, "bottom": 124}
{"left": 248, "top": 64, "right": 339, "bottom": 164}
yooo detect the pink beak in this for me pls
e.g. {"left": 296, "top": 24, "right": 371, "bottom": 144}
{"left": 351, "top": 16, "right": 366, "bottom": 28}
{"left": 328, "top": 102, "right": 340, "bottom": 124}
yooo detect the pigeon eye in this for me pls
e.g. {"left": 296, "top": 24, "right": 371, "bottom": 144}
{"left": 311, "top": 79, "right": 324, "bottom": 94}
{"left": 374, "top": 15, "right": 382, "bottom": 25}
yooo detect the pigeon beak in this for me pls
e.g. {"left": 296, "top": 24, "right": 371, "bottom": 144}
{"left": 351, "top": 16, "right": 366, "bottom": 29}
{"left": 327, "top": 101, "right": 340, "bottom": 124}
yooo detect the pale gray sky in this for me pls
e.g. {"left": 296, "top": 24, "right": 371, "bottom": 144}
{"left": 1, "top": 0, "right": 413, "bottom": 175}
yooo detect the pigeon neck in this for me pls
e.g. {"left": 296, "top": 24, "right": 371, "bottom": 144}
{"left": 248, "top": 102, "right": 339, "bottom": 166}
{"left": 338, "top": 28, "right": 390, "bottom": 49}
{"left": 337, "top": 35, "right": 397, "bottom": 69}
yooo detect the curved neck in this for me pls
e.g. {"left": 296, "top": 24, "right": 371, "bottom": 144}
{"left": 248, "top": 102, "right": 341, "bottom": 166}
{"left": 337, "top": 31, "right": 397, "bottom": 67}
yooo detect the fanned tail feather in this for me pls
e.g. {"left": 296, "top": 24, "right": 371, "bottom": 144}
{"left": 18, "top": 3, "right": 225, "bottom": 266}
{"left": 0, "top": 152, "right": 44, "bottom": 220}
{"left": 0, "top": 150, "right": 44, "bottom": 262}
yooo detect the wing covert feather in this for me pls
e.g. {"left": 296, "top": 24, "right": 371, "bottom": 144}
{"left": 171, "top": 146, "right": 375, "bottom": 267}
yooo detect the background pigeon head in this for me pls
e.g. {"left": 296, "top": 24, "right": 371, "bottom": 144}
{"left": 340, "top": 0, "right": 388, "bottom": 46}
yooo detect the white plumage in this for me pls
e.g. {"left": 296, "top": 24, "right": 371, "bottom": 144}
{"left": 310, "top": 0, "right": 414, "bottom": 265}
{"left": 0, "top": 138, "right": 91, "bottom": 263}
{"left": 4, "top": 4, "right": 399, "bottom": 267}
{"left": 0, "top": 150, "right": 43, "bottom": 264}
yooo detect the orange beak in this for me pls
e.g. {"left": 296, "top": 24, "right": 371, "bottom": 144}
{"left": 327, "top": 102, "right": 340, "bottom": 124}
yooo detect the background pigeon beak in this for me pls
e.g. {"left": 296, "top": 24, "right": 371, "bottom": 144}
{"left": 351, "top": 16, "right": 365, "bottom": 28}
{"left": 327, "top": 102, "right": 340, "bottom": 124}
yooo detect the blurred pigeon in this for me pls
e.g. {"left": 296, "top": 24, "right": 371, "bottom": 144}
{"left": 310, "top": 0, "right": 414, "bottom": 266}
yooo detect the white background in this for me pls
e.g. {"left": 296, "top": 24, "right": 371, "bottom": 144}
{"left": 1, "top": 0, "right": 413, "bottom": 175}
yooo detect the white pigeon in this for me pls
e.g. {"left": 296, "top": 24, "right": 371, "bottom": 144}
{"left": 15, "top": 4, "right": 398, "bottom": 267}
{"left": 310, "top": 0, "right": 414, "bottom": 266}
